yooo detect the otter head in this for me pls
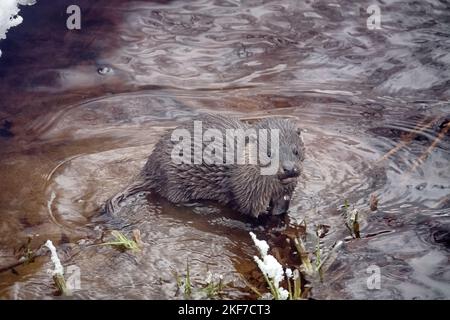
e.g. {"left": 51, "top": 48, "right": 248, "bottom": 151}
{"left": 230, "top": 117, "right": 305, "bottom": 218}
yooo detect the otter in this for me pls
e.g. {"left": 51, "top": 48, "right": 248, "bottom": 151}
{"left": 106, "top": 114, "right": 305, "bottom": 218}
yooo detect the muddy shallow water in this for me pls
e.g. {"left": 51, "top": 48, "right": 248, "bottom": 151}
{"left": 0, "top": 0, "right": 449, "bottom": 299}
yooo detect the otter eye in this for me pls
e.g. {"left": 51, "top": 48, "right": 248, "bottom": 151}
{"left": 293, "top": 149, "right": 299, "bottom": 156}
{"left": 267, "top": 150, "right": 272, "bottom": 158}
{"left": 296, "top": 128, "right": 302, "bottom": 135}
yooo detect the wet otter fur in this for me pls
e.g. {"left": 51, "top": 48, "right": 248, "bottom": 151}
{"left": 106, "top": 114, "right": 305, "bottom": 218}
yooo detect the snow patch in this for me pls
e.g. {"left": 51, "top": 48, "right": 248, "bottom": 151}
{"left": 45, "top": 239, "right": 64, "bottom": 276}
{"left": 0, "top": 0, "right": 37, "bottom": 57}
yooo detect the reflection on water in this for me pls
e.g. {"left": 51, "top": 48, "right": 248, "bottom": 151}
{"left": 0, "top": 0, "right": 449, "bottom": 299}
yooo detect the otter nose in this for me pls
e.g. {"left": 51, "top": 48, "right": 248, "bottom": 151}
{"left": 281, "top": 161, "right": 300, "bottom": 178}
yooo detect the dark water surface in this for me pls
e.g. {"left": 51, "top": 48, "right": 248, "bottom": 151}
{"left": 0, "top": 0, "right": 449, "bottom": 299}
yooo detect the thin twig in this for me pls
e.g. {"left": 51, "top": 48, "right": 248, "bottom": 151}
{"left": 239, "top": 115, "right": 299, "bottom": 122}
{"left": 408, "top": 121, "right": 450, "bottom": 173}
{"left": 377, "top": 117, "right": 437, "bottom": 163}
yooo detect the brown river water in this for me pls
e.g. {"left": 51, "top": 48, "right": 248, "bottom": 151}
{"left": 0, "top": 0, "right": 449, "bottom": 299}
